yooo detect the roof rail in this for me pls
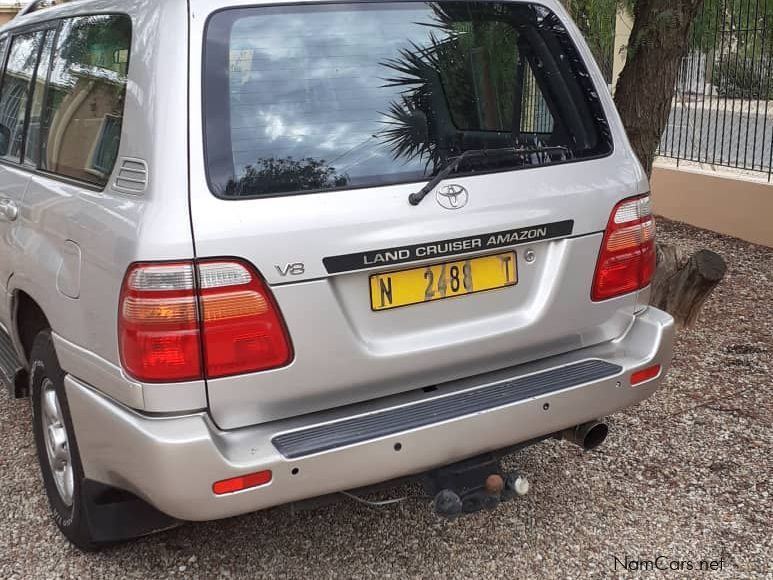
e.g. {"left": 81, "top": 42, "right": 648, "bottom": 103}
{"left": 16, "top": 0, "right": 73, "bottom": 18}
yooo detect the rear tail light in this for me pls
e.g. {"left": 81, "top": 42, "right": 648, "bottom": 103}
{"left": 591, "top": 194, "right": 656, "bottom": 301}
{"left": 119, "top": 262, "right": 201, "bottom": 382}
{"left": 119, "top": 259, "right": 292, "bottom": 382}
{"left": 198, "top": 260, "right": 291, "bottom": 378}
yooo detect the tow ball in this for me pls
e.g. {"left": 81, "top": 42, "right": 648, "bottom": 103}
{"left": 424, "top": 455, "right": 530, "bottom": 518}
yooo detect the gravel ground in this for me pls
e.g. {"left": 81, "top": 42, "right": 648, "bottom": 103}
{"left": 1, "top": 219, "right": 771, "bottom": 579}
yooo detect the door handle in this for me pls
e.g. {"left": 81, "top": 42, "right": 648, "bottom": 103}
{"left": 0, "top": 199, "right": 18, "bottom": 222}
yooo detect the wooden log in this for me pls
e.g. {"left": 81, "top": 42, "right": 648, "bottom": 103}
{"left": 650, "top": 244, "right": 727, "bottom": 329}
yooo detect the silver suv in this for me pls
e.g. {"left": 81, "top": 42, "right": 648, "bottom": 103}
{"left": 0, "top": 0, "right": 674, "bottom": 549}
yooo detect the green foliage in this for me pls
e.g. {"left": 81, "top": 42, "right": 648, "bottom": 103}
{"left": 566, "top": 0, "right": 773, "bottom": 98}
{"left": 562, "top": 0, "right": 619, "bottom": 80}
{"left": 691, "top": 0, "right": 773, "bottom": 55}
{"left": 714, "top": 53, "right": 773, "bottom": 98}
{"left": 683, "top": 0, "right": 773, "bottom": 96}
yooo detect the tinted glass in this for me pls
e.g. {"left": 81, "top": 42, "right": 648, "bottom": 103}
{"left": 0, "top": 31, "right": 45, "bottom": 162}
{"left": 25, "top": 30, "right": 55, "bottom": 167}
{"left": 204, "top": 2, "right": 612, "bottom": 198}
{"left": 41, "top": 15, "right": 131, "bottom": 186}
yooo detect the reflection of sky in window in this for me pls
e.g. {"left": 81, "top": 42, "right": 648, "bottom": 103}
{"left": 48, "top": 20, "right": 78, "bottom": 89}
{"left": 6, "top": 34, "right": 42, "bottom": 80}
{"left": 47, "top": 17, "right": 129, "bottom": 91}
{"left": 228, "top": 5, "right": 441, "bottom": 183}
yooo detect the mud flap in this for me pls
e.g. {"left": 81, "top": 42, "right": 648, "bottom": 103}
{"left": 81, "top": 480, "right": 182, "bottom": 544}
{"left": 0, "top": 325, "right": 27, "bottom": 398}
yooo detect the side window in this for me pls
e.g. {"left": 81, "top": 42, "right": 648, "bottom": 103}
{"left": 0, "top": 31, "right": 46, "bottom": 162}
{"left": 41, "top": 15, "right": 131, "bottom": 187}
{"left": 431, "top": 21, "right": 554, "bottom": 136}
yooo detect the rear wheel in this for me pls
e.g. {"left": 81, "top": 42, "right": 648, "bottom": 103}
{"left": 30, "top": 330, "right": 179, "bottom": 550}
{"left": 30, "top": 330, "right": 98, "bottom": 549}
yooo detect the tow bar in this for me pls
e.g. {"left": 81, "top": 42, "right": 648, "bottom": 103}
{"left": 424, "top": 454, "right": 529, "bottom": 518}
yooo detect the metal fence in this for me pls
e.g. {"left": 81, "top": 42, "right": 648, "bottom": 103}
{"left": 657, "top": 0, "right": 773, "bottom": 180}
{"left": 521, "top": 65, "right": 555, "bottom": 133}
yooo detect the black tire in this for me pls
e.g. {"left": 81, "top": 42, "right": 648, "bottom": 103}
{"left": 30, "top": 330, "right": 180, "bottom": 550}
{"left": 30, "top": 330, "right": 99, "bottom": 550}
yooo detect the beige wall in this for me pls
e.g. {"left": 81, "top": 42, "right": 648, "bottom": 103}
{"left": 611, "top": 7, "right": 633, "bottom": 92}
{"left": 48, "top": 79, "right": 123, "bottom": 183}
{"left": 651, "top": 164, "right": 773, "bottom": 247}
{"left": 0, "top": 11, "right": 16, "bottom": 27}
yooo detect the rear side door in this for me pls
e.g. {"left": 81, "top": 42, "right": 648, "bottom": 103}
{"left": 0, "top": 26, "right": 55, "bottom": 320}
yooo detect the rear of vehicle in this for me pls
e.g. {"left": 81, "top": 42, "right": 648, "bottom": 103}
{"left": 183, "top": 0, "right": 665, "bottom": 429}
{"left": 13, "top": 0, "right": 674, "bottom": 548}
{"left": 94, "top": 0, "right": 674, "bottom": 513}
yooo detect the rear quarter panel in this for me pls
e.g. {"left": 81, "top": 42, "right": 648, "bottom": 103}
{"left": 7, "top": 1, "right": 194, "bottom": 377}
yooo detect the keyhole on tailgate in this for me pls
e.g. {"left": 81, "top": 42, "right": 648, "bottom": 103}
{"left": 291, "top": 467, "right": 300, "bottom": 476}
{"left": 394, "top": 443, "right": 402, "bottom": 452}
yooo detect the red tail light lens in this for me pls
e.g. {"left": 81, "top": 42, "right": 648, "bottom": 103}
{"left": 198, "top": 260, "right": 292, "bottom": 378}
{"left": 591, "top": 194, "right": 656, "bottom": 302}
{"left": 119, "top": 263, "right": 202, "bottom": 382}
{"left": 118, "top": 259, "right": 292, "bottom": 382}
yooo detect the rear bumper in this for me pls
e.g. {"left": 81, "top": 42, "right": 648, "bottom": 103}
{"left": 65, "top": 307, "right": 674, "bottom": 522}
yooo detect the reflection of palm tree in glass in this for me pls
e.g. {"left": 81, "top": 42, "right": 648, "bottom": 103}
{"left": 378, "top": 37, "right": 456, "bottom": 173}
{"left": 377, "top": 4, "right": 522, "bottom": 174}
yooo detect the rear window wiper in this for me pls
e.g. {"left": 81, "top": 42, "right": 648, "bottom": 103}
{"left": 408, "top": 145, "right": 570, "bottom": 206}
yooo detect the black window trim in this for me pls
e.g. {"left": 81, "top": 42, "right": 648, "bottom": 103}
{"left": 20, "top": 24, "right": 59, "bottom": 165}
{"left": 0, "top": 36, "right": 9, "bottom": 77}
{"left": 201, "top": 0, "right": 616, "bottom": 202}
{"left": 0, "top": 25, "right": 51, "bottom": 166}
{"left": 31, "top": 21, "right": 62, "bottom": 168}
{"left": 0, "top": 11, "right": 131, "bottom": 193}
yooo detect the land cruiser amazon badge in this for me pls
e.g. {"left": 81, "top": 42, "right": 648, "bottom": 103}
{"left": 323, "top": 220, "right": 574, "bottom": 274}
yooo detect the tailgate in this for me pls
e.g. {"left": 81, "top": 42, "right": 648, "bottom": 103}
{"left": 187, "top": 0, "right": 649, "bottom": 429}
{"left": 189, "top": 161, "right": 646, "bottom": 429}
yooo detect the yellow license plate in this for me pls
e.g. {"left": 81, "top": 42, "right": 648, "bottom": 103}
{"left": 369, "top": 252, "right": 517, "bottom": 311}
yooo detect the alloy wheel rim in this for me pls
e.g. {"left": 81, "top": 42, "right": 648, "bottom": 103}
{"left": 41, "top": 378, "right": 74, "bottom": 506}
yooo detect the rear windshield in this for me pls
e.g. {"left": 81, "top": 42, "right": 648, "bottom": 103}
{"left": 204, "top": 2, "right": 612, "bottom": 199}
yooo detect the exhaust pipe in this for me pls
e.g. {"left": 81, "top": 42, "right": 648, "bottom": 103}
{"left": 561, "top": 420, "right": 608, "bottom": 451}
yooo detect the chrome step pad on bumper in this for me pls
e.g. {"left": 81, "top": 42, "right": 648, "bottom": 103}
{"left": 273, "top": 359, "right": 621, "bottom": 458}
{"left": 0, "top": 326, "right": 25, "bottom": 398}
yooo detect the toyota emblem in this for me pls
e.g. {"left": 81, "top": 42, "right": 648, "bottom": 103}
{"left": 436, "top": 184, "right": 469, "bottom": 210}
